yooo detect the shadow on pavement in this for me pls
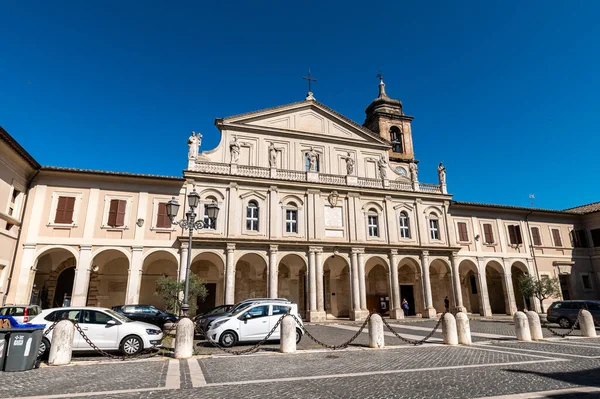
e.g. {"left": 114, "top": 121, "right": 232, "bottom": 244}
{"left": 506, "top": 366, "right": 600, "bottom": 392}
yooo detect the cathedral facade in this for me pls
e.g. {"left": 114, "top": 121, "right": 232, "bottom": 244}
{"left": 1, "top": 80, "right": 598, "bottom": 321}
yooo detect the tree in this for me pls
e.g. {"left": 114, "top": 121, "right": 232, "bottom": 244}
{"left": 154, "top": 274, "right": 208, "bottom": 316}
{"left": 517, "top": 275, "right": 562, "bottom": 313}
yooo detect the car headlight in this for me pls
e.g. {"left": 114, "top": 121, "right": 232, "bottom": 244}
{"left": 146, "top": 329, "right": 161, "bottom": 335}
{"left": 211, "top": 320, "right": 228, "bottom": 329}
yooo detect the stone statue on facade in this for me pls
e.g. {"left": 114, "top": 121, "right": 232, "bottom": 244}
{"left": 409, "top": 162, "right": 419, "bottom": 182}
{"left": 341, "top": 152, "right": 355, "bottom": 175}
{"left": 230, "top": 135, "right": 241, "bottom": 164}
{"left": 188, "top": 131, "right": 201, "bottom": 159}
{"left": 307, "top": 147, "right": 318, "bottom": 172}
{"left": 377, "top": 155, "right": 388, "bottom": 180}
{"left": 438, "top": 162, "right": 446, "bottom": 186}
{"left": 268, "top": 142, "right": 283, "bottom": 168}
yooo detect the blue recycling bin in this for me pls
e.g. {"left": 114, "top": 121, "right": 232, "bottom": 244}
{"left": 0, "top": 316, "right": 46, "bottom": 372}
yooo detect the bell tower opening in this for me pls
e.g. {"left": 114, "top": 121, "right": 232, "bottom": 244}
{"left": 363, "top": 76, "right": 416, "bottom": 164}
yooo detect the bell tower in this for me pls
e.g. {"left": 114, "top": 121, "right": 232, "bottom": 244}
{"left": 363, "top": 76, "right": 415, "bottom": 163}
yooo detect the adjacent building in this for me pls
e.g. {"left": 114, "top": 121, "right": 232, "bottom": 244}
{"left": 2, "top": 80, "right": 598, "bottom": 321}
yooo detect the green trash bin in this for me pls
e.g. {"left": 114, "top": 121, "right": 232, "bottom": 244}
{"left": 3, "top": 327, "right": 44, "bottom": 372}
{"left": 0, "top": 330, "right": 9, "bottom": 371}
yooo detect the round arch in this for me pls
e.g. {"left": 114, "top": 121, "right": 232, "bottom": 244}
{"left": 191, "top": 251, "right": 226, "bottom": 315}
{"left": 397, "top": 257, "right": 423, "bottom": 316}
{"left": 485, "top": 260, "right": 507, "bottom": 314}
{"left": 323, "top": 254, "right": 351, "bottom": 318}
{"left": 141, "top": 248, "right": 178, "bottom": 265}
{"left": 458, "top": 259, "right": 481, "bottom": 314}
{"left": 511, "top": 261, "right": 530, "bottom": 311}
{"left": 365, "top": 255, "right": 390, "bottom": 315}
{"left": 89, "top": 249, "right": 130, "bottom": 308}
{"left": 429, "top": 258, "right": 453, "bottom": 313}
{"left": 140, "top": 250, "right": 179, "bottom": 310}
{"left": 32, "top": 247, "right": 78, "bottom": 309}
{"left": 278, "top": 253, "right": 307, "bottom": 316}
{"left": 235, "top": 253, "right": 268, "bottom": 303}
{"left": 34, "top": 245, "right": 79, "bottom": 264}
{"left": 91, "top": 247, "right": 132, "bottom": 264}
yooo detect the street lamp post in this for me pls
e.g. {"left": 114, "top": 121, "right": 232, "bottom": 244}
{"left": 166, "top": 188, "right": 219, "bottom": 317}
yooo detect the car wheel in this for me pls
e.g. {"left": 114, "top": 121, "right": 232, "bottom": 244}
{"left": 558, "top": 317, "right": 571, "bottom": 328}
{"left": 219, "top": 331, "right": 237, "bottom": 347}
{"left": 120, "top": 335, "right": 143, "bottom": 356}
{"left": 38, "top": 338, "right": 50, "bottom": 359}
{"left": 296, "top": 328, "right": 302, "bottom": 344}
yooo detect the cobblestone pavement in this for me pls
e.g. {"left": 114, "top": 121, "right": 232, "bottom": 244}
{"left": 3, "top": 320, "right": 599, "bottom": 399}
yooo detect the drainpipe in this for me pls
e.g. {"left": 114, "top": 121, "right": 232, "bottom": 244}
{"left": 2, "top": 169, "right": 40, "bottom": 306}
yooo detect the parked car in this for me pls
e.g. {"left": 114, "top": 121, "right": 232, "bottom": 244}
{"left": 0, "top": 305, "right": 42, "bottom": 324}
{"left": 196, "top": 298, "right": 291, "bottom": 335}
{"left": 206, "top": 301, "right": 303, "bottom": 347}
{"left": 194, "top": 304, "right": 234, "bottom": 321}
{"left": 547, "top": 300, "right": 600, "bottom": 328}
{"left": 111, "top": 305, "right": 178, "bottom": 328}
{"left": 30, "top": 307, "right": 163, "bottom": 357}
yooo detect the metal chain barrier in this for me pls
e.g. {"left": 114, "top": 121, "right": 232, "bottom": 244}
{"left": 291, "top": 313, "right": 372, "bottom": 350}
{"left": 541, "top": 309, "right": 582, "bottom": 338}
{"left": 381, "top": 311, "right": 446, "bottom": 345}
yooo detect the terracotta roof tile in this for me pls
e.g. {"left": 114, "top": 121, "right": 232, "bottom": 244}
{"left": 451, "top": 200, "right": 575, "bottom": 215}
{"left": 40, "top": 166, "right": 184, "bottom": 181}
{"left": 0, "top": 126, "right": 40, "bottom": 169}
{"left": 563, "top": 201, "right": 600, "bottom": 214}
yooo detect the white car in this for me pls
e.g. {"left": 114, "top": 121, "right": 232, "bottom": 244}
{"left": 206, "top": 301, "right": 303, "bottom": 347}
{"left": 30, "top": 307, "right": 163, "bottom": 357}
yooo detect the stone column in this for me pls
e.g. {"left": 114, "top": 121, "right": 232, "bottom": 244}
{"left": 71, "top": 246, "right": 92, "bottom": 306}
{"left": 14, "top": 245, "right": 37, "bottom": 305}
{"left": 350, "top": 249, "right": 363, "bottom": 320}
{"left": 178, "top": 243, "right": 189, "bottom": 282}
{"left": 502, "top": 258, "right": 518, "bottom": 315}
{"left": 389, "top": 250, "right": 403, "bottom": 319}
{"left": 450, "top": 255, "right": 465, "bottom": 312}
{"left": 421, "top": 251, "right": 437, "bottom": 318}
{"left": 357, "top": 250, "right": 367, "bottom": 311}
{"left": 477, "top": 257, "right": 493, "bottom": 316}
{"left": 308, "top": 248, "right": 317, "bottom": 315}
{"left": 224, "top": 244, "right": 235, "bottom": 304}
{"left": 269, "top": 245, "right": 278, "bottom": 299}
{"left": 125, "top": 247, "right": 143, "bottom": 305}
{"left": 315, "top": 248, "right": 324, "bottom": 312}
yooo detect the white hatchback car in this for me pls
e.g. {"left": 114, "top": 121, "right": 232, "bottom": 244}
{"left": 30, "top": 307, "right": 163, "bottom": 357}
{"left": 206, "top": 301, "right": 303, "bottom": 347}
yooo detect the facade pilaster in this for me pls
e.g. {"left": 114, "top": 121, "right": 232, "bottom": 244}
{"left": 269, "top": 186, "right": 278, "bottom": 239}
{"left": 71, "top": 245, "right": 92, "bottom": 306}
{"left": 477, "top": 257, "right": 493, "bottom": 316}
{"left": 15, "top": 245, "right": 38, "bottom": 305}
{"left": 269, "top": 245, "right": 278, "bottom": 298}
{"left": 357, "top": 249, "right": 367, "bottom": 311}
{"left": 349, "top": 249, "right": 362, "bottom": 320}
{"left": 420, "top": 250, "right": 437, "bottom": 318}
{"left": 502, "top": 258, "right": 518, "bottom": 315}
{"left": 450, "top": 255, "right": 466, "bottom": 312}
{"left": 526, "top": 258, "right": 542, "bottom": 312}
{"left": 315, "top": 248, "right": 324, "bottom": 312}
{"left": 306, "top": 247, "right": 326, "bottom": 322}
{"left": 125, "top": 246, "right": 143, "bottom": 305}
{"left": 389, "top": 249, "right": 403, "bottom": 319}
{"left": 224, "top": 243, "right": 236, "bottom": 304}
{"left": 227, "top": 183, "right": 239, "bottom": 237}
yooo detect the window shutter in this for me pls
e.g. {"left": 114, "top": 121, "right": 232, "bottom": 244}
{"left": 54, "top": 196, "right": 67, "bottom": 223}
{"left": 64, "top": 196, "right": 75, "bottom": 224}
{"left": 531, "top": 227, "right": 541, "bottom": 246}
{"left": 508, "top": 225, "right": 516, "bottom": 244}
{"left": 458, "top": 222, "right": 468, "bottom": 241}
{"left": 552, "top": 229, "right": 562, "bottom": 247}
{"left": 157, "top": 202, "right": 170, "bottom": 228}
{"left": 483, "top": 224, "right": 494, "bottom": 244}
{"left": 579, "top": 230, "right": 589, "bottom": 248}
{"left": 116, "top": 200, "right": 127, "bottom": 227}
{"left": 107, "top": 199, "right": 119, "bottom": 227}
{"left": 515, "top": 225, "right": 523, "bottom": 244}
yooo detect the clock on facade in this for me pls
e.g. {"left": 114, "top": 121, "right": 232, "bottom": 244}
{"left": 395, "top": 166, "right": 407, "bottom": 177}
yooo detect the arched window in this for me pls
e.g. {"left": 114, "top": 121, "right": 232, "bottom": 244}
{"left": 367, "top": 208, "right": 379, "bottom": 237}
{"left": 429, "top": 213, "right": 440, "bottom": 240}
{"left": 285, "top": 202, "right": 298, "bottom": 233}
{"left": 389, "top": 126, "right": 403, "bottom": 153}
{"left": 399, "top": 211, "right": 410, "bottom": 239}
{"left": 246, "top": 200, "right": 259, "bottom": 231}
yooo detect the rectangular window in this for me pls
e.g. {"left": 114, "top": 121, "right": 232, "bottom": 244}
{"left": 246, "top": 205, "right": 259, "bottom": 231}
{"left": 285, "top": 209, "right": 298, "bottom": 233}
{"left": 457, "top": 222, "right": 469, "bottom": 242}
{"left": 54, "top": 196, "right": 76, "bottom": 224}
{"left": 203, "top": 205, "right": 216, "bottom": 230}
{"left": 531, "top": 227, "right": 542, "bottom": 246}
{"left": 107, "top": 199, "right": 127, "bottom": 227}
{"left": 483, "top": 223, "right": 494, "bottom": 244}
{"left": 368, "top": 215, "right": 379, "bottom": 237}
{"left": 591, "top": 229, "right": 600, "bottom": 248}
{"left": 582, "top": 274, "right": 592, "bottom": 290}
{"left": 399, "top": 213, "right": 410, "bottom": 239}
{"left": 156, "top": 202, "right": 172, "bottom": 228}
{"left": 570, "top": 230, "right": 589, "bottom": 248}
{"left": 507, "top": 225, "right": 523, "bottom": 245}
{"left": 551, "top": 228, "right": 562, "bottom": 247}
{"left": 429, "top": 219, "right": 440, "bottom": 240}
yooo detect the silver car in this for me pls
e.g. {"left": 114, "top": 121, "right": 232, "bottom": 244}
{"left": 0, "top": 305, "right": 43, "bottom": 324}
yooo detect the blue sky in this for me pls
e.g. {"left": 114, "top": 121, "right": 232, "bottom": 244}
{"left": 1, "top": 1, "right": 599, "bottom": 210}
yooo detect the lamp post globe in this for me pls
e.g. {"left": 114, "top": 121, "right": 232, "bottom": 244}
{"left": 187, "top": 189, "right": 200, "bottom": 209}
{"left": 166, "top": 197, "right": 180, "bottom": 221}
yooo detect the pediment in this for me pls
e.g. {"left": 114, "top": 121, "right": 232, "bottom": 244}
{"left": 222, "top": 101, "right": 389, "bottom": 145}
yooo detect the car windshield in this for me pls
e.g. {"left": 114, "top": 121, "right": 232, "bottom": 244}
{"left": 208, "top": 306, "right": 228, "bottom": 315}
{"left": 231, "top": 304, "right": 253, "bottom": 316}
{"left": 104, "top": 309, "right": 131, "bottom": 323}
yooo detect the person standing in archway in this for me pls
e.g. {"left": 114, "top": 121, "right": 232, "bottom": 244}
{"left": 444, "top": 296, "right": 450, "bottom": 311}
{"left": 402, "top": 298, "right": 409, "bottom": 316}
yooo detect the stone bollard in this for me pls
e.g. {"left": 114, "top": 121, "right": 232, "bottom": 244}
{"left": 514, "top": 311, "right": 531, "bottom": 342}
{"left": 48, "top": 320, "right": 75, "bottom": 366}
{"left": 526, "top": 311, "right": 543, "bottom": 340}
{"left": 455, "top": 312, "right": 472, "bottom": 345}
{"left": 580, "top": 310, "right": 597, "bottom": 338}
{"left": 442, "top": 313, "right": 458, "bottom": 345}
{"left": 368, "top": 314, "right": 385, "bottom": 349}
{"left": 174, "top": 318, "right": 195, "bottom": 359}
{"left": 280, "top": 315, "right": 297, "bottom": 353}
